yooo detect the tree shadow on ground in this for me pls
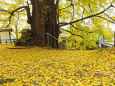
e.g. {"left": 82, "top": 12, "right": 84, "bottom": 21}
{"left": 0, "top": 78, "right": 15, "bottom": 85}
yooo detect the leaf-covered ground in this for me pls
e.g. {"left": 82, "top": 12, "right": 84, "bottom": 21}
{"left": 0, "top": 44, "right": 114, "bottom": 86}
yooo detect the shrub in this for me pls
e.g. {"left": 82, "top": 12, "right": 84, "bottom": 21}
{"left": 13, "top": 37, "right": 32, "bottom": 46}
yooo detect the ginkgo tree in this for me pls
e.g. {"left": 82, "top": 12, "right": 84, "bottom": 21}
{"left": 59, "top": 0, "right": 115, "bottom": 49}
{"left": 0, "top": 0, "right": 115, "bottom": 49}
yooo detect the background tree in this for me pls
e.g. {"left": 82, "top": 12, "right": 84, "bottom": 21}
{"left": 0, "top": 0, "right": 115, "bottom": 49}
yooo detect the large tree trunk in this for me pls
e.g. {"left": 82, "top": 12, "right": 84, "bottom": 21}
{"left": 30, "top": 0, "right": 59, "bottom": 48}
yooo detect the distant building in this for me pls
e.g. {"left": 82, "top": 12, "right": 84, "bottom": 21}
{"left": 0, "top": 29, "right": 12, "bottom": 44}
{"left": 19, "top": 29, "right": 32, "bottom": 38}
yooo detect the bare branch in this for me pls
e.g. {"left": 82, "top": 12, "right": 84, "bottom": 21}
{"left": 59, "top": 4, "right": 114, "bottom": 27}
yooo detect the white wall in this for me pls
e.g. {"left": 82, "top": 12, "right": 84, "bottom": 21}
{"left": 0, "top": 31, "right": 10, "bottom": 40}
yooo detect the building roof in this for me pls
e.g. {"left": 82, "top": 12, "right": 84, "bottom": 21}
{"left": 0, "top": 29, "right": 13, "bottom": 32}
{"left": 19, "top": 29, "right": 30, "bottom": 33}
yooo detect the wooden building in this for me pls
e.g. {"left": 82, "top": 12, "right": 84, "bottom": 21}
{"left": 20, "top": 29, "right": 32, "bottom": 38}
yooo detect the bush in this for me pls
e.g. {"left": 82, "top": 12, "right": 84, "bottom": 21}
{"left": 13, "top": 37, "right": 32, "bottom": 46}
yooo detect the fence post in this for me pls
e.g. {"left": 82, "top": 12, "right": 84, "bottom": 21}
{"left": 99, "top": 36, "right": 103, "bottom": 49}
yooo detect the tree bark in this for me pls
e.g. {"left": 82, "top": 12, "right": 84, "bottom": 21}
{"left": 30, "top": 0, "right": 59, "bottom": 48}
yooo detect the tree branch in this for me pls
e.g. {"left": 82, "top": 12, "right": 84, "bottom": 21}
{"left": 104, "top": 13, "right": 115, "bottom": 21}
{"left": 0, "top": 19, "right": 8, "bottom": 21}
{"left": 96, "top": 16, "right": 115, "bottom": 24}
{"left": 58, "top": 2, "right": 78, "bottom": 11}
{"left": 59, "top": 4, "right": 114, "bottom": 27}
{"left": 61, "top": 28, "right": 83, "bottom": 38}
{"left": 0, "top": 9, "right": 11, "bottom": 14}
{"left": 88, "top": 3, "right": 93, "bottom": 14}
{"left": 15, "top": 12, "right": 20, "bottom": 39}
{"left": 6, "top": 6, "right": 32, "bottom": 27}
{"left": 56, "top": 0, "right": 60, "bottom": 9}
{"left": 71, "top": 24, "right": 93, "bottom": 33}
